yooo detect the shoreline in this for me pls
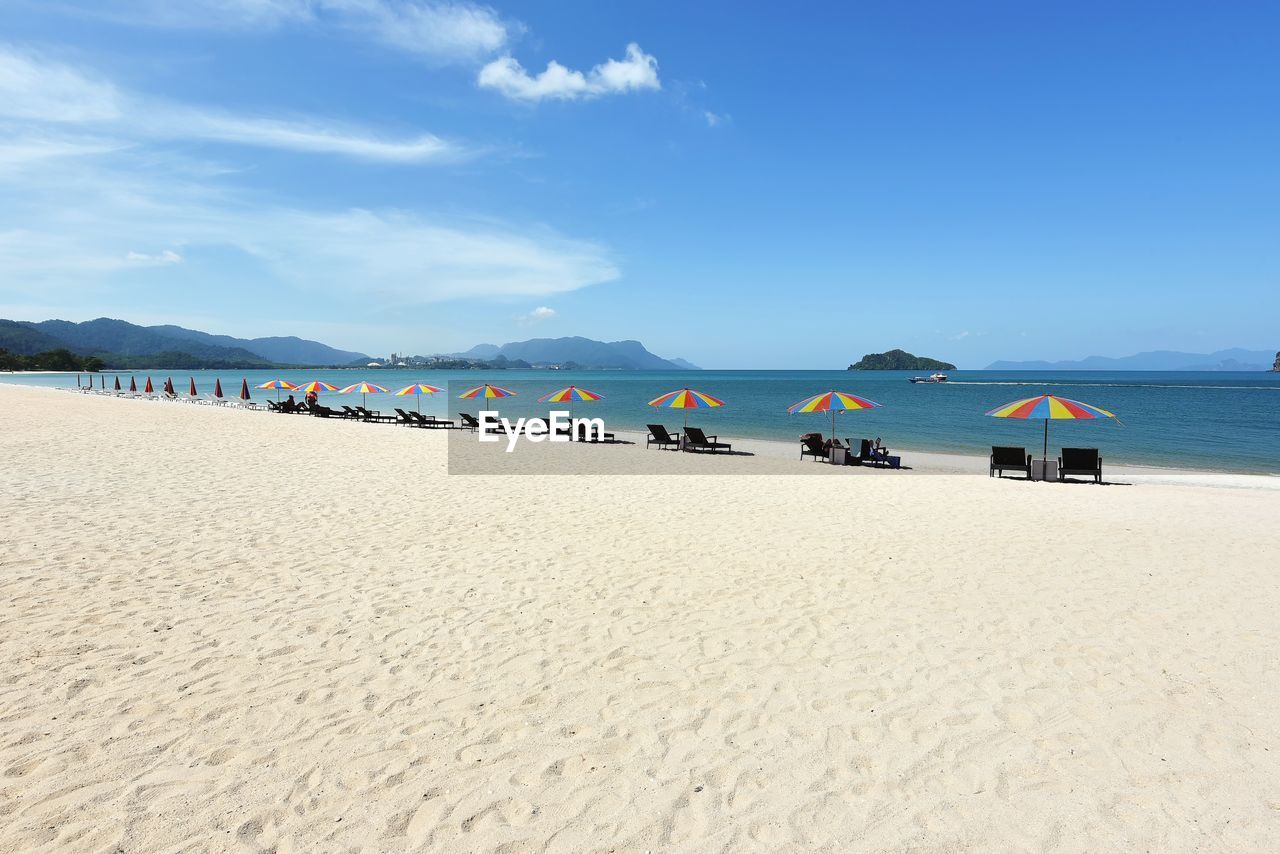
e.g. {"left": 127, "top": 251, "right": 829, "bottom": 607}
{"left": 13, "top": 383, "right": 1277, "bottom": 486}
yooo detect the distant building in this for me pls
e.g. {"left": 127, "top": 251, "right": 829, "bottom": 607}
{"left": 367, "top": 361, "right": 383, "bottom": 368}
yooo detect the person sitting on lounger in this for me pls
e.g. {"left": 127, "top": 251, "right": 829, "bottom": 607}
{"left": 305, "top": 390, "right": 318, "bottom": 407}
{"left": 285, "top": 394, "right": 297, "bottom": 411}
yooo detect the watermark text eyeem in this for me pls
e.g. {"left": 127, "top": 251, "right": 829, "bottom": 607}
{"left": 478, "top": 410, "right": 607, "bottom": 452}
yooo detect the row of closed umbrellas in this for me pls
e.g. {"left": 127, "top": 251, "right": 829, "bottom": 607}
{"left": 88, "top": 375, "right": 1117, "bottom": 461}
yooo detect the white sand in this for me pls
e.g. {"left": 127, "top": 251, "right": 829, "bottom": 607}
{"left": 1, "top": 384, "right": 1278, "bottom": 852}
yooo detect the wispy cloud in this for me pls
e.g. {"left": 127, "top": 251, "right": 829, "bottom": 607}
{"left": 478, "top": 43, "right": 660, "bottom": 102}
{"left": 0, "top": 46, "right": 463, "bottom": 163}
{"left": 42, "top": 0, "right": 512, "bottom": 64}
{"left": 0, "top": 151, "right": 620, "bottom": 305}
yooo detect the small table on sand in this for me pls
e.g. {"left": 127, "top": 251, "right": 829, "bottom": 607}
{"left": 1031, "top": 459, "right": 1058, "bottom": 481}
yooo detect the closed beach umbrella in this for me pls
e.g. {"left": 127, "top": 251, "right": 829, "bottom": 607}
{"left": 145, "top": 376, "right": 154, "bottom": 394}
{"left": 257, "top": 378, "right": 297, "bottom": 402}
{"left": 787, "top": 391, "right": 882, "bottom": 441}
{"left": 188, "top": 377, "right": 198, "bottom": 398}
{"left": 394, "top": 383, "right": 444, "bottom": 413}
{"left": 648, "top": 387, "right": 725, "bottom": 429}
{"left": 239, "top": 378, "right": 251, "bottom": 401}
{"left": 459, "top": 384, "right": 516, "bottom": 403}
{"left": 539, "top": 386, "right": 604, "bottom": 439}
{"left": 113, "top": 376, "right": 121, "bottom": 392}
{"left": 164, "top": 377, "right": 174, "bottom": 396}
{"left": 213, "top": 378, "right": 224, "bottom": 399}
{"left": 985, "top": 394, "right": 1116, "bottom": 463}
{"left": 129, "top": 376, "right": 137, "bottom": 393}
{"left": 338, "top": 381, "right": 389, "bottom": 408}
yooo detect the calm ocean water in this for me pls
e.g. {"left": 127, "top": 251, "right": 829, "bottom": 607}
{"left": 8, "top": 369, "right": 1278, "bottom": 474}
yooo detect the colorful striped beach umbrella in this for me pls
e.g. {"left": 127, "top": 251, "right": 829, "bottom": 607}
{"left": 985, "top": 394, "right": 1116, "bottom": 463}
{"left": 787, "top": 390, "right": 882, "bottom": 440}
{"left": 394, "top": 383, "right": 444, "bottom": 413}
{"left": 459, "top": 384, "right": 516, "bottom": 406}
{"left": 338, "top": 381, "right": 389, "bottom": 408}
{"left": 538, "top": 385, "right": 604, "bottom": 403}
{"left": 648, "top": 387, "right": 725, "bottom": 429}
{"left": 257, "top": 378, "right": 297, "bottom": 402}
{"left": 295, "top": 380, "right": 339, "bottom": 394}
{"left": 213, "top": 378, "right": 224, "bottom": 399}
{"left": 239, "top": 378, "right": 251, "bottom": 401}
{"left": 538, "top": 386, "right": 604, "bottom": 439}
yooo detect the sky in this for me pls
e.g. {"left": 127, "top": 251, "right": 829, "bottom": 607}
{"left": 0, "top": 1, "right": 1276, "bottom": 368}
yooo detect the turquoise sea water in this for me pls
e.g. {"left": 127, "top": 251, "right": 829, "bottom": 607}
{"left": 7, "top": 369, "right": 1278, "bottom": 474}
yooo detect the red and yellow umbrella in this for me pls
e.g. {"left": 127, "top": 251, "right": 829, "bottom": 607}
{"left": 257, "top": 378, "right": 297, "bottom": 402}
{"left": 295, "top": 380, "right": 339, "bottom": 394}
{"left": 394, "top": 383, "right": 444, "bottom": 412}
{"left": 986, "top": 394, "right": 1117, "bottom": 462}
{"left": 648, "top": 387, "right": 725, "bottom": 429}
{"left": 787, "top": 390, "right": 882, "bottom": 439}
{"left": 539, "top": 385, "right": 603, "bottom": 403}
{"left": 338, "top": 381, "right": 388, "bottom": 408}
{"left": 459, "top": 383, "right": 515, "bottom": 401}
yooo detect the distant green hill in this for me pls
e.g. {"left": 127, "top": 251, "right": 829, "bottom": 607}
{"left": 0, "top": 317, "right": 369, "bottom": 370}
{"left": 848, "top": 349, "right": 955, "bottom": 371}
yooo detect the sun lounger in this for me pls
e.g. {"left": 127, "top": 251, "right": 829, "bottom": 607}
{"left": 1059, "top": 447, "right": 1102, "bottom": 483}
{"left": 683, "top": 426, "right": 732, "bottom": 454}
{"left": 458, "top": 412, "right": 480, "bottom": 431}
{"left": 411, "top": 412, "right": 455, "bottom": 429}
{"left": 990, "top": 446, "right": 1032, "bottom": 479}
{"left": 859, "top": 439, "right": 901, "bottom": 469}
{"left": 355, "top": 406, "right": 397, "bottom": 423}
{"left": 394, "top": 408, "right": 419, "bottom": 426}
{"left": 646, "top": 424, "right": 681, "bottom": 450}
{"left": 800, "top": 432, "right": 827, "bottom": 462}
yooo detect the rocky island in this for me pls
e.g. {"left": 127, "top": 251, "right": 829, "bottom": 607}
{"left": 848, "top": 349, "right": 956, "bottom": 371}
{"left": 1273, "top": 351, "right": 1279, "bottom": 371}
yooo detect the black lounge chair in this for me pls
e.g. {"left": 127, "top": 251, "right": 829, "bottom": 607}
{"left": 646, "top": 424, "right": 681, "bottom": 450}
{"left": 859, "top": 439, "right": 901, "bottom": 469}
{"left": 683, "top": 426, "right": 732, "bottom": 454}
{"left": 411, "top": 412, "right": 455, "bottom": 429}
{"left": 459, "top": 412, "right": 479, "bottom": 431}
{"left": 310, "top": 404, "right": 341, "bottom": 418}
{"left": 394, "top": 407, "right": 418, "bottom": 426}
{"left": 356, "top": 406, "right": 397, "bottom": 423}
{"left": 991, "top": 446, "right": 1032, "bottom": 479}
{"left": 1059, "top": 448, "right": 1102, "bottom": 484}
{"left": 800, "top": 432, "right": 827, "bottom": 462}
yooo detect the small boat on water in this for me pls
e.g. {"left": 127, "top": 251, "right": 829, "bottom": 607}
{"left": 909, "top": 373, "right": 949, "bottom": 384}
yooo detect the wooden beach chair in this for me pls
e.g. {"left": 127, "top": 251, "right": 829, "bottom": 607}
{"left": 800, "top": 432, "right": 827, "bottom": 462}
{"left": 990, "top": 446, "right": 1032, "bottom": 479}
{"left": 683, "top": 426, "right": 732, "bottom": 454}
{"left": 646, "top": 424, "right": 681, "bottom": 450}
{"left": 1058, "top": 448, "right": 1103, "bottom": 484}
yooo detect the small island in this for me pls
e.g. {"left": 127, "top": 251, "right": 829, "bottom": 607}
{"left": 1273, "top": 351, "right": 1279, "bottom": 372}
{"left": 848, "top": 349, "right": 956, "bottom": 371}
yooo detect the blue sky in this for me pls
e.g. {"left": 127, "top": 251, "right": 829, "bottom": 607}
{"left": 0, "top": 1, "right": 1276, "bottom": 368}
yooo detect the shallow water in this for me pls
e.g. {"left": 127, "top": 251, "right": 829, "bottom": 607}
{"left": 8, "top": 368, "right": 1278, "bottom": 474}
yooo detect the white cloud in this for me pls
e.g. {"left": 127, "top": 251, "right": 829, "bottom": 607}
{"left": 0, "top": 46, "right": 463, "bottom": 163}
{"left": 517, "top": 305, "right": 556, "bottom": 324}
{"left": 478, "top": 43, "right": 660, "bottom": 102}
{"left": 0, "top": 153, "right": 620, "bottom": 305}
{"left": 703, "top": 111, "right": 726, "bottom": 127}
{"left": 49, "top": 0, "right": 511, "bottom": 64}
{"left": 126, "top": 249, "right": 183, "bottom": 265}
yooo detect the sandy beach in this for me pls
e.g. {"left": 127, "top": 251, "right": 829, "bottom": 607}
{"left": 2, "top": 383, "right": 1278, "bottom": 852}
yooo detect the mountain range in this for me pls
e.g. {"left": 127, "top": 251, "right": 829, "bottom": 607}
{"left": 987, "top": 349, "right": 1275, "bottom": 371}
{"left": 0, "top": 318, "right": 368, "bottom": 367}
{"left": 450, "top": 337, "right": 698, "bottom": 370}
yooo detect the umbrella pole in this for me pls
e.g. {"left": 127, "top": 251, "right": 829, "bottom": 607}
{"left": 1043, "top": 420, "right": 1049, "bottom": 464}
{"left": 416, "top": 394, "right": 421, "bottom": 414}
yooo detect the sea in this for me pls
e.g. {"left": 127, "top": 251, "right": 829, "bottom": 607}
{"left": 6, "top": 369, "right": 1278, "bottom": 475}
